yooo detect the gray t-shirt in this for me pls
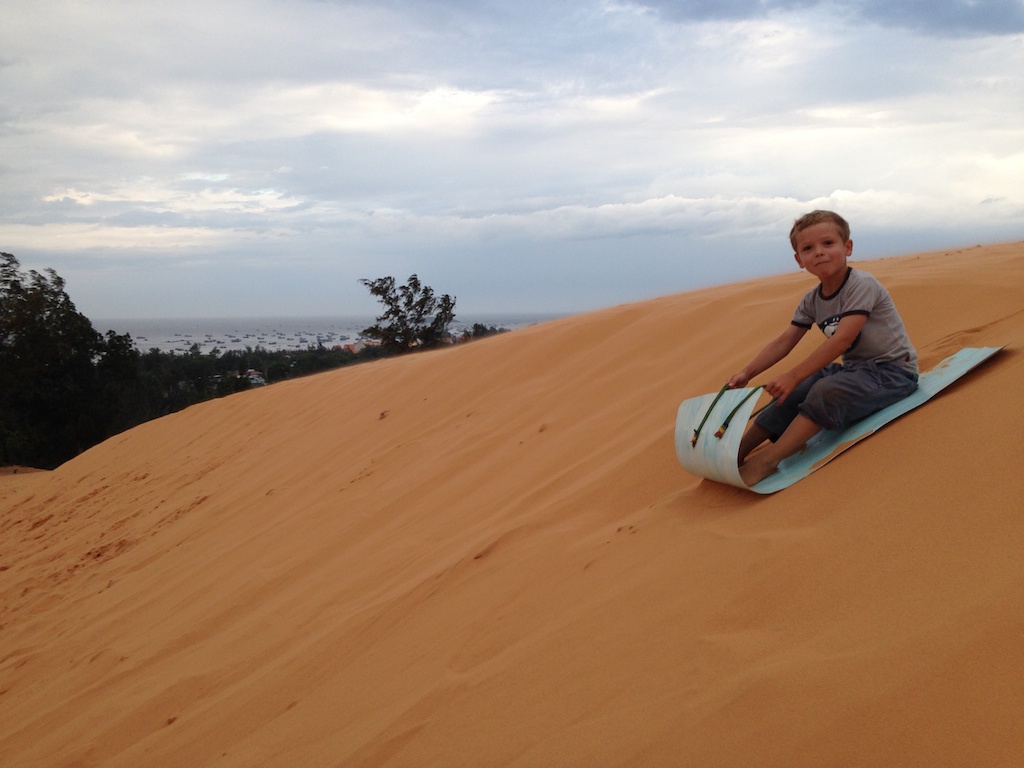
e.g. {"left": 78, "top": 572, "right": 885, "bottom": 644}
{"left": 792, "top": 267, "right": 918, "bottom": 374}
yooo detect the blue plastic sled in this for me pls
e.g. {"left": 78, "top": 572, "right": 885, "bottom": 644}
{"left": 675, "top": 346, "right": 1003, "bottom": 494}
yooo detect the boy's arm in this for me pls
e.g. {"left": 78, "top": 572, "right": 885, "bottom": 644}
{"left": 763, "top": 314, "right": 868, "bottom": 404}
{"left": 728, "top": 324, "right": 807, "bottom": 388}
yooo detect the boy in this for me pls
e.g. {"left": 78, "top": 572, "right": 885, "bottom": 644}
{"left": 728, "top": 210, "right": 918, "bottom": 487}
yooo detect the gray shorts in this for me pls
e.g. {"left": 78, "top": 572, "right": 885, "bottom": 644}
{"left": 755, "top": 360, "right": 919, "bottom": 439}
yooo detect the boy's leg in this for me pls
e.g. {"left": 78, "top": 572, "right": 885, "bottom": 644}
{"left": 737, "top": 422, "right": 772, "bottom": 465}
{"left": 751, "top": 365, "right": 835, "bottom": 444}
{"left": 800, "top": 361, "right": 917, "bottom": 431}
{"left": 739, "top": 414, "right": 822, "bottom": 487}
{"left": 738, "top": 362, "right": 917, "bottom": 487}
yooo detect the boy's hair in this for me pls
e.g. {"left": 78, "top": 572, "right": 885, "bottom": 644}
{"left": 789, "top": 210, "right": 851, "bottom": 251}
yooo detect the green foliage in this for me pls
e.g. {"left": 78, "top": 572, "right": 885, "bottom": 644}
{"left": 1, "top": 254, "right": 501, "bottom": 470}
{"left": 0, "top": 253, "right": 382, "bottom": 469}
{"left": 359, "top": 274, "right": 456, "bottom": 353}
{"left": 461, "top": 323, "right": 508, "bottom": 341}
{"left": 1, "top": 252, "right": 115, "bottom": 467}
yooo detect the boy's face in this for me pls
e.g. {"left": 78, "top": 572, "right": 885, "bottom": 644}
{"left": 792, "top": 222, "right": 853, "bottom": 289}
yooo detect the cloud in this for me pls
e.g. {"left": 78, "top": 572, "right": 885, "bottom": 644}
{"left": 635, "top": 0, "right": 1024, "bottom": 35}
{"left": 0, "top": 0, "right": 1021, "bottom": 318}
{"left": 856, "top": 0, "right": 1024, "bottom": 35}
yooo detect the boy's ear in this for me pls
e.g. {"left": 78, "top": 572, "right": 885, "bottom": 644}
{"left": 793, "top": 252, "right": 804, "bottom": 269}
{"left": 846, "top": 238, "right": 854, "bottom": 256}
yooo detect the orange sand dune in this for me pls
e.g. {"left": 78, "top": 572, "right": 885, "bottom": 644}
{"left": 2, "top": 243, "right": 1023, "bottom": 767}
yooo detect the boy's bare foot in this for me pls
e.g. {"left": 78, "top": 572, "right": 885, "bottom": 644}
{"left": 739, "top": 456, "right": 778, "bottom": 487}
{"left": 738, "top": 414, "right": 821, "bottom": 488}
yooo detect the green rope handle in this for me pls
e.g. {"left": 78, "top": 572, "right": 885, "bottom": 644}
{"left": 714, "top": 386, "right": 765, "bottom": 438}
{"left": 690, "top": 384, "right": 730, "bottom": 447}
{"left": 691, "top": 384, "right": 778, "bottom": 447}
{"left": 749, "top": 397, "right": 776, "bottom": 420}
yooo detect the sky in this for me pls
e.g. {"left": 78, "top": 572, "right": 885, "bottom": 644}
{"left": 2, "top": 0, "right": 1022, "bottom": 319}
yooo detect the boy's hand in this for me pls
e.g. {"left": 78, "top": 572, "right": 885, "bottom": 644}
{"left": 764, "top": 370, "right": 802, "bottom": 405}
{"left": 728, "top": 370, "right": 751, "bottom": 388}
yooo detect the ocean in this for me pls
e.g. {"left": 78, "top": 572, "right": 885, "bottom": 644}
{"left": 94, "top": 314, "right": 564, "bottom": 354}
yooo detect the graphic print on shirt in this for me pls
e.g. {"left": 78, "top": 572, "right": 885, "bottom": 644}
{"left": 821, "top": 314, "right": 841, "bottom": 338}
{"left": 819, "top": 313, "right": 862, "bottom": 354}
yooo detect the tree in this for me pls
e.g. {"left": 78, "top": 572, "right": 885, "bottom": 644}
{"left": 1, "top": 252, "right": 107, "bottom": 466}
{"left": 359, "top": 274, "right": 456, "bottom": 353}
{"left": 461, "top": 322, "right": 508, "bottom": 341}
{"left": 1, "top": 250, "right": 417, "bottom": 468}
{"left": 96, "top": 328, "right": 147, "bottom": 436}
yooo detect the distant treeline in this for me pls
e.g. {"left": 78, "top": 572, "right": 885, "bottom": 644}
{"left": 1, "top": 253, "right": 504, "bottom": 470}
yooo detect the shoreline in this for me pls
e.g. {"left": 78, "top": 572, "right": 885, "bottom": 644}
{"left": 92, "top": 313, "right": 566, "bottom": 354}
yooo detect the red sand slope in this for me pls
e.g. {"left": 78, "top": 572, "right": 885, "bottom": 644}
{"left": 2, "top": 243, "right": 1023, "bottom": 767}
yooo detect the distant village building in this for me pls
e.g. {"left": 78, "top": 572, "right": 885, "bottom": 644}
{"left": 342, "top": 339, "right": 380, "bottom": 354}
